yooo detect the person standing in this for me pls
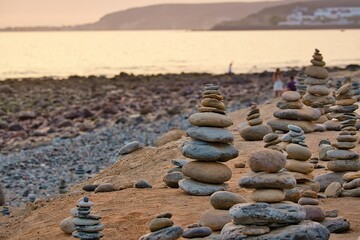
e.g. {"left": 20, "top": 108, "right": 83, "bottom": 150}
{"left": 228, "top": 61, "right": 233, "bottom": 75}
{"left": 272, "top": 68, "right": 284, "bottom": 97}
{"left": 286, "top": 76, "right": 297, "bottom": 91}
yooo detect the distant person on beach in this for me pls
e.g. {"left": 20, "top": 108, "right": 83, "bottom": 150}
{"left": 228, "top": 61, "right": 233, "bottom": 75}
{"left": 286, "top": 76, "right": 297, "bottom": 91}
{"left": 272, "top": 68, "right": 284, "bottom": 97}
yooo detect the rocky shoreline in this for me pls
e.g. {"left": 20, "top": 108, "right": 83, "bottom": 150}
{"left": 0, "top": 66, "right": 359, "bottom": 206}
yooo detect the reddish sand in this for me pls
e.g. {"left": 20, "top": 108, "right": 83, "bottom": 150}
{"left": 0, "top": 101, "right": 360, "bottom": 240}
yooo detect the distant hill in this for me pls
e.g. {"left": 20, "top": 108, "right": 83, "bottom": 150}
{"left": 1, "top": 1, "right": 302, "bottom": 31}
{"left": 212, "top": 0, "right": 360, "bottom": 30}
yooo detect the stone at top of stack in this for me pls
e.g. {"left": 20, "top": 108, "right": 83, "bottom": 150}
{"left": 295, "top": 71, "right": 307, "bottom": 96}
{"left": 302, "top": 49, "right": 335, "bottom": 123}
{"left": 341, "top": 171, "right": 360, "bottom": 197}
{"left": 140, "top": 213, "right": 183, "bottom": 240}
{"left": 239, "top": 103, "right": 272, "bottom": 141}
{"left": 268, "top": 91, "right": 321, "bottom": 133}
{"left": 179, "top": 84, "right": 239, "bottom": 196}
{"left": 263, "top": 133, "right": 282, "bottom": 152}
{"left": 283, "top": 125, "right": 319, "bottom": 193}
{"left": 72, "top": 197, "right": 104, "bottom": 240}
{"left": 221, "top": 148, "right": 330, "bottom": 239}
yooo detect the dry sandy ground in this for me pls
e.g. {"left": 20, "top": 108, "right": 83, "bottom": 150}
{"left": 1, "top": 101, "right": 360, "bottom": 240}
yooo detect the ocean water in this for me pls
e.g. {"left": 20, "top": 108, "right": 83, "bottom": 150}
{"left": 0, "top": 30, "right": 359, "bottom": 79}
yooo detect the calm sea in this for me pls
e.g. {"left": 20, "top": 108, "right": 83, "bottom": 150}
{"left": 0, "top": 30, "right": 359, "bottom": 79}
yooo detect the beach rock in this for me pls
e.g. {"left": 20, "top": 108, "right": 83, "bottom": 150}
{"left": 343, "top": 171, "right": 360, "bottom": 181}
{"left": 248, "top": 149, "right": 286, "bottom": 173}
{"left": 251, "top": 189, "right": 285, "bottom": 202}
{"left": 263, "top": 133, "right": 278, "bottom": 143}
{"left": 149, "top": 218, "right": 174, "bottom": 232}
{"left": 189, "top": 112, "right": 232, "bottom": 128}
{"left": 340, "top": 188, "right": 360, "bottom": 197}
{"left": 239, "top": 124, "right": 272, "bottom": 141}
{"left": 298, "top": 197, "right": 319, "bottom": 205}
{"left": 282, "top": 91, "right": 301, "bottom": 102}
{"left": 94, "top": 183, "right": 115, "bottom": 193}
{"left": 297, "top": 181, "right": 320, "bottom": 193}
{"left": 304, "top": 205, "right": 325, "bottom": 222}
{"left": 9, "top": 123, "right": 24, "bottom": 131}
{"left": 274, "top": 108, "right": 321, "bottom": 121}
{"left": 199, "top": 209, "right": 232, "bottom": 231}
{"left": 182, "top": 226, "right": 212, "bottom": 238}
{"left": 321, "top": 217, "right": 350, "bottom": 233}
{"left": 140, "top": 226, "right": 183, "bottom": 240}
{"left": 229, "top": 202, "right": 306, "bottom": 225}
{"left": 315, "top": 172, "right": 347, "bottom": 191}
{"left": 179, "top": 178, "right": 227, "bottom": 196}
{"left": 155, "top": 129, "right": 186, "bottom": 147}
{"left": 286, "top": 144, "right": 312, "bottom": 161}
{"left": 234, "top": 162, "right": 245, "bottom": 168}
{"left": 277, "top": 100, "right": 303, "bottom": 109}
{"left": 18, "top": 111, "right": 37, "bottom": 121}
{"left": 343, "top": 178, "right": 360, "bottom": 190}
{"left": 267, "top": 119, "right": 317, "bottom": 133}
{"left": 305, "top": 65, "right": 329, "bottom": 79}
{"left": 302, "top": 94, "right": 335, "bottom": 106}
{"left": 307, "top": 85, "right": 330, "bottom": 96}
{"left": 239, "top": 172, "right": 296, "bottom": 189}
{"left": 135, "top": 180, "right": 152, "bottom": 189}
{"left": 324, "top": 182, "right": 342, "bottom": 198}
{"left": 210, "top": 191, "right": 247, "bottom": 210}
{"left": 325, "top": 209, "right": 339, "bottom": 218}
{"left": 284, "top": 187, "right": 302, "bottom": 202}
{"left": 285, "top": 160, "right": 314, "bottom": 174}
{"left": 119, "top": 141, "right": 141, "bottom": 155}
{"left": 163, "top": 172, "right": 184, "bottom": 188}
{"left": 327, "top": 159, "right": 360, "bottom": 172}
{"left": 171, "top": 159, "right": 189, "bottom": 168}
{"left": 156, "top": 213, "right": 172, "bottom": 219}
{"left": 187, "top": 126, "right": 233, "bottom": 143}
{"left": 242, "top": 225, "right": 270, "bottom": 236}
{"left": 182, "top": 161, "right": 232, "bottom": 184}
{"left": 60, "top": 216, "right": 76, "bottom": 234}
{"left": 0, "top": 184, "right": 4, "bottom": 206}
{"left": 181, "top": 140, "right": 238, "bottom": 162}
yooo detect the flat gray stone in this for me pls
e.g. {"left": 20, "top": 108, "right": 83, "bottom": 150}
{"left": 210, "top": 191, "right": 247, "bottom": 210}
{"left": 274, "top": 108, "right": 321, "bottom": 121}
{"left": 139, "top": 226, "right": 183, "bottom": 240}
{"left": 321, "top": 217, "right": 350, "bottom": 233}
{"left": 239, "top": 172, "right": 296, "bottom": 189}
{"left": 182, "top": 227, "right": 212, "bottom": 238}
{"left": 163, "top": 172, "right": 184, "bottom": 188}
{"left": 239, "top": 124, "right": 272, "bottom": 141}
{"left": 314, "top": 172, "right": 348, "bottom": 191}
{"left": 187, "top": 126, "right": 234, "bottom": 143}
{"left": 325, "top": 150, "right": 359, "bottom": 160}
{"left": 179, "top": 178, "right": 227, "bottom": 196}
{"left": 119, "top": 141, "right": 141, "bottom": 155}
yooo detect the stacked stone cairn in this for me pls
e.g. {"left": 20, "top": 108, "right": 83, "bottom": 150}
{"left": 298, "top": 190, "right": 325, "bottom": 223}
{"left": 268, "top": 91, "right": 321, "bottom": 133}
{"left": 221, "top": 148, "right": 330, "bottom": 239}
{"left": 239, "top": 103, "right": 272, "bottom": 141}
{"left": 199, "top": 191, "right": 247, "bottom": 232}
{"left": 352, "top": 80, "right": 360, "bottom": 101}
{"left": 283, "top": 125, "right": 319, "bottom": 193}
{"left": 325, "top": 79, "right": 359, "bottom": 130}
{"left": 2, "top": 206, "right": 10, "bottom": 216}
{"left": 302, "top": 49, "right": 335, "bottom": 124}
{"left": 263, "top": 133, "right": 282, "bottom": 152}
{"left": 342, "top": 171, "right": 360, "bottom": 197}
{"left": 295, "top": 71, "right": 307, "bottom": 96}
{"left": 163, "top": 159, "right": 187, "bottom": 188}
{"left": 179, "top": 84, "right": 239, "bottom": 196}
{"left": 76, "top": 164, "right": 86, "bottom": 179}
{"left": 59, "top": 178, "right": 67, "bottom": 194}
{"left": 0, "top": 183, "right": 4, "bottom": 206}
{"left": 72, "top": 197, "right": 104, "bottom": 239}
{"left": 140, "top": 213, "right": 183, "bottom": 240}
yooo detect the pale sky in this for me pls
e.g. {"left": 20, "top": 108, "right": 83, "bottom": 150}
{"left": 0, "top": 0, "right": 277, "bottom": 27}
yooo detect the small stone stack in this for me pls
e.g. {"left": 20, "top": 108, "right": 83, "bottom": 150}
{"left": 239, "top": 103, "right": 272, "bottom": 141}
{"left": 298, "top": 190, "right": 325, "bottom": 223}
{"left": 302, "top": 49, "right": 335, "bottom": 123}
{"left": 2, "top": 206, "right": 10, "bottom": 216}
{"left": 72, "top": 197, "right": 104, "bottom": 240}
{"left": 268, "top": 91, "right": 321, "bottom": 133}
{"left": 325, "top": 80, "right": 359, "bottom": 131}
{"left": 59, "top": 178, "right": 67, "bottom": 194}
{"left": 341, "top": 171, "right": 360, "bottom": 197}
{"left": 163, "top": 160, "right": 187, "bottom": 188}
{"left": 221, "top": 149, "right": 330, "bottom": 239}
{"left": 140, "top": 213, "right": 183, "bottom": 240}
{"left": 179, "top": 84, "right": 239, "bottom": 196}
{"left": 283, "top": 125, "right": 319, "bottom": 193}
{"left": 75, "top": 164, "right": 85, "bottom": 179}
{"left": 295, "top": 71, "right": 307, "bottom": 96}
{"left": 263, "top": 133, "right": 282, "bottom": 152}
{"left": 0, "top": 183, "right": 4, "bottom": 206}
{"left": 199, "top": 191, "right": 247, "bottom": 231}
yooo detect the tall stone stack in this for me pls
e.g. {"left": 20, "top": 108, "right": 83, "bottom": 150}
{"left": 302, "top": 49, "right": 335, "bottom": 123}
{"left": 239, "top": 103, "right": 272, "bottom": 141}
{"left": 221, "top": 149, "right": 330, "bottom": 239}
{"left": 295, "top": 72, "right": 307, "bottom": 96}
{"left": 283, "top": 125, "right": 319, "bottom": 193}
{"left": 179, "top": 84, "right": 239, "bottom": 196}
{"left": 268, "top": 91, "right": 321, "bottom": 133}
{"left": 325, "top": 80, "right": 359, "bottom": 130}
{"left": 342, "top": 171, "right": 360, "bottom": 197}
{"left": 72, "top": 197, "right": 104, "bottom": 240}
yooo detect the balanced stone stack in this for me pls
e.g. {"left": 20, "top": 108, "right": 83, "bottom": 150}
{"left": 239, "top": 103, "right": 272, "bottom": 141}
{"left": 140, "top": 213, "right": 183, "bottom": 240}
{"left": 72, "top": 197, "right": 104, "bottom": 239}
{"left": 298, "top": 190, "right": 325, "bottom": 223}
{"left": 341, "top": 171, "right": 360, "bottom": 197}
{"left": 59, "top": 178, "right": 67, "bottom": 194}
{"left": 283, "top": 125, "right": 318, "bottom": 192}
{"left": 76, "top": 164, "right": 86, "bottom": 179}
{"left": 352, "top": 80, "right": 360, "bottom": 101}
{"left": 163, "top": 159, "right": 187, "bottom": 188}
{"left": 295, "top": 71, "right": 307, "bottom": 96}
{"left": 199, "top": 191, "right": 247, "bottom": 231}
{"left": 0, "top": 183, "right": 4, "bottom": 206}
{"left": 302, "top": 49, "right": 335, "bottom": 124}
{"left": 325, "top": 80, "right": 359, "bottom": 131}
{"left": 263, "top": 133, "right": 282, "bottom": 152}
{"left": 179, "top": 84, "right": 239, "bottom": 196}
{"left": 268, "top": 91, "right": 321, "bottom": 133}
{"left": 221, "top": 149, "right": 330, "bottom": 239}
{"left": 2, "top": 206, "right": 10, "bottom": 216}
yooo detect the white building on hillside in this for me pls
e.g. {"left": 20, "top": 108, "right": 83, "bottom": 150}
{"left": 314, "top": 7, "right": 360, "bottom": 19}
